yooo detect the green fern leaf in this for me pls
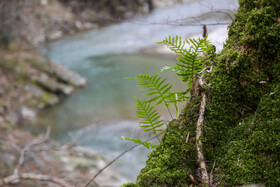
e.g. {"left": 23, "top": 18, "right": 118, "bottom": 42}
{"left": 135, "top": 97, "right": 164, "bottom": 137}
{"left": 121, "top": 136, "right": 156, "bottom": 150}
{"left": 134, "top": 74, "right": 172, "bottom": 105}
{"left": 158, "top": 35, "right": 213, "bottom": 84}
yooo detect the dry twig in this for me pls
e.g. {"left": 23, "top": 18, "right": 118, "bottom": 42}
{"left": 0, "top": 173, "right": 71, "bottom": 187}
{"left": 0, "top": 127, "right": 71, "bottom": 187}
{"left": 185, "top": 132, "right": 190, "bottom": 144}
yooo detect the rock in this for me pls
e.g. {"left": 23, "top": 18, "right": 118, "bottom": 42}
{"left": 50, "top": 61, "right": 87, "bottom": 87}
{"left": 20, "top": 107, "right": 36, "bottom": 119}
{"left": 75, "top": 20, "right": 83, "bottom": 29}
{"left": 37, "top": 92, "right": 59, "bottom": 107}
{"left": 40, "top": 0, "right": 48, "bottom": 6}
{"left": 24, "top": 84, "right": 43, "bottom": 96}
{"left": 49, "top": 30, "right": 63, "bottom": 40}
{"left": 84, "top": 22, "right": 98, "bottom": 30}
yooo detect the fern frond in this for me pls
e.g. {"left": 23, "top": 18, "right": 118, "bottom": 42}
{"left": 158, "top": 35, "right": 213, "bottom": 84}
{"left": 121, "top": 136, "right": 156, "bottom": 150}
{"left": 134, "top": 74, "right": 172, "bottom": 105}
{"left": 135, "top": 97, "right": 164, "bottom": 139}
{"left": 157, "top": 35, "right": 186, "bottom": 55}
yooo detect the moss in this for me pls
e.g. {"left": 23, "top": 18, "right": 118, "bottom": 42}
{"left": 136, "top": 99, "right": 200, "bottom": 187}
{"left": 135, "top": 0, "right": 280, "bottom": 186}
{"left": 0, "top": 58, "right": 19, "bottom": 71}
{"left": 26, "top": 99, "right": 38, "bottom": 109}
{"left": 38, "top": 92, "right": 56, "bottom": 105}
{"left": 120, "top": 183, "right": 139, "bottom": 187}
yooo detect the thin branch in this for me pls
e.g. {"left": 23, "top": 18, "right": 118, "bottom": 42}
{"left": 84, "top": 132, "right": 164, "bottom": 187}
{"left": 0, "top": 127, "right": 71, "bottom": 187}
{"left": 87, "top": 9, "right": 234, "bottom": 27}
{"left": 209, "top": 160, "right": 216, "bottom": 186}
{"left": 13, "top": 127, "right": 51, "bottom": 175}
{"left": 195, "top": 43, "right": 214, "bottom": 185}
{"left": 0, "top": 172, "right": 71, "bottom": 187}
{"left": 196, "top": 90, "right": 209, "bottom": 185}
{"left": 63, "top": 124, "right": 100, "bottom": 150}
{"left": 187, "top": 172, "right": 199, "bottom": 185}
{"left": 185, "top": 131, "right": 190, "bottom": 144}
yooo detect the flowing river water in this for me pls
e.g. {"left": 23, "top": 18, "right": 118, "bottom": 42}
{"left": 27, "top": 0, "right": 238, "bottom": 183}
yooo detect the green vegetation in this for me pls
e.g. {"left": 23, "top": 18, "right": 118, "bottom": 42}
{"left": 122, "top": 36, "right": 212, "bottom": 150}
{"left": 159, "top": 35, "right": 212, "bottom": 84}
{"left": 123, "top": 0, "right": 280, "bottom": 186}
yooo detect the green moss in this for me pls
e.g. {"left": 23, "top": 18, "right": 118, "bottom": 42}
{"left": 135, "top": 0, "right": 280, "bottom": 186}
{"left": 120, "top": 183, "right": 139, "bottom": 187}
{"left": 38, "top": 92, "right": 56, "bottom": 104}
{"left": 26, "top": 99, "right": 37, "bottom": 109}
{"left": 136, "top": 99, "right": 200, "bottom": 187}
{"left": 0, "top": 59, "right": 19, "bottom": 71}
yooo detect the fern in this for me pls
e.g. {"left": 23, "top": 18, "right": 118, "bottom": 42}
{"left": 159, "top": 35, "right": 212, "bottom": 84}
{"left": 165, "top": 90, "right": 190, "bottom": 117}
{"left": 134, "top": 73, "right": 173, "bottom": 118}
{"left": 120, "top": 136, "right": 156, "bottom": 150}
{"left": 135, "top": 97, "right": 164, "bottom": 141}
{"left": 122, "top": 35, "right": 213, "bottom": 150}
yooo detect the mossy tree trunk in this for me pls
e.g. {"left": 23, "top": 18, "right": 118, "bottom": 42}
{"left": 129, "top": 0, "right": 280, "bottom": 186}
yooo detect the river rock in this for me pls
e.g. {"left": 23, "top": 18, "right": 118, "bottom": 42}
{"left": 49, "top": 61, "right": 87, "bottom": 87}
{"left": 20, "top": 106, "right": 36, "bottom": 119}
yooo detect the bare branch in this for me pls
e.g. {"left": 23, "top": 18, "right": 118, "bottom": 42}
{"left": 196, "top": 90, "right": 209, "bottom": 185}
{"left": 62, "top": 124, "right": 100, "bottom": 150}
{"left": 0, "top": 172, "right": 71, "bottom": 187}
{"left": 0, "top": 127, "right": 72, "bottom": 187}
{"left": 14, "top": 127, "right": 50, "bottom": 175}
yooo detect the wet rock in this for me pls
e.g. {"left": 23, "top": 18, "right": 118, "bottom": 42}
{"left": 50, "top": 61, "right": 87, "bottom": 87}
{"left": 75, "top": 20, "right": 83, "bottom": 29}
{"left": 20, "top": 107, "right": 36, "bottom": 119}
{"left": 49, "top": 30, "right": 63, "bottom": 40}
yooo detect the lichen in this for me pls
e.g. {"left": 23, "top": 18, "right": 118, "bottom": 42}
{"left": 130, "top": 0, "right": 280, "bottom": 186}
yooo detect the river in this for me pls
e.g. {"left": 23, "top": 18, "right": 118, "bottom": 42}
{"left": 27, "top": 0, "right": 238, "bottom": 184}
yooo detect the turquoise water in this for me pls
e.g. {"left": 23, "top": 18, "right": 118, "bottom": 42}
{"left": 28, "top": 54, "right": 184, "bottom": 139}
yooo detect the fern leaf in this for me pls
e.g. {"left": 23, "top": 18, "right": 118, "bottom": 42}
{"left": 134, "top": 74, "right": 172, "bottom": 105}
{"left": 158, "top": 35, "right": 213, "bottom": 84}
{"left": 135, "top": 97, "right": 164, "bottom": 136}
{"left": 121, "top": 136, "right": 156, "bottom": 150}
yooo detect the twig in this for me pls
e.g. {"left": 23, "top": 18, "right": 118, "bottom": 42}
{"left": 0, "top": 172, "right": 71, "bottom": 187}
{"left": 196, "top": 90, "right": 209, "bottom": 185}
{"left": 209, "top": 160, "right": 216, "bottom": 186}
{"left": 63, "top": 124, "right": 100, "bottom": 150}
{"left": 0, "top": 127, "right": 71, "bottom": 187}
{"left": 187, "top": 172, "right": 199, "bottom": 185}
{"left": 185, "top": 132, "right": 190, "bottom": 144}
{"left": 14, "top": 127, "right": 51, "bottom": 175}
{"left": 84, "top": 132, "right": 164, "bottom": 187}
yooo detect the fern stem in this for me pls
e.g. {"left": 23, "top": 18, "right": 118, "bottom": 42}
{"left": 165, "top": 102, "right": 174, "bottom": 119}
